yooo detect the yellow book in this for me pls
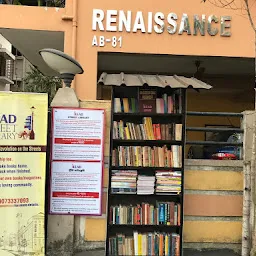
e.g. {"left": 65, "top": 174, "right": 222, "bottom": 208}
{"left": 165, "top": 234, "right": 169, "bottom": 255}
{"left": 148, "top": 117, "right": 155, "bottom": 140}
{"left": 145, "top": 118, "right": 152, "bottom": 140}
{"left": 142, "top": 234, "right": 146, "bottom": 256}
{"left": 125, "top": 126, "right": 130, "bottom": 140}
{"left": 120, "top": 120, "right": 124, "bottom": 139}
{"left": 138, "top": 233, "right": 142, "bottom": 255}
{"left": 135, "top": 147, "right": 139, "bottom": 166}
{"left": 123, "top": 98, "right": 129, "bottom": 113}
{"left": 145, "top": 118, "right": 151, "bottom": 139}
{"left": 143, "top": 121, "right": 149, "bottom": 140}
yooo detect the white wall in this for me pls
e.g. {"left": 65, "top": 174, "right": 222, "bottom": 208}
{"left": 0, "top": 34, "right": 11, "bottom": 52}
{"left": 0, "top": 34, "right": 12, "bottom": 91}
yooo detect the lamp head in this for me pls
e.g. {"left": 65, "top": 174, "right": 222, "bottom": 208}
{"left": 39, "top": 48, "right": 84, "bottom": 87}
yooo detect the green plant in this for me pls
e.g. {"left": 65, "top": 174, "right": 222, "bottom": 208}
{"left": 2, "top": 0, "right": 65, "bottom": 7}
{"left": 46, "top": 0, "right": 65, "bottom": 7}
{"left": 23, "top": 66, "right": 62, "bottom": 105}
{"left": 2, "top": 0, "right": 22, "bottom": 4}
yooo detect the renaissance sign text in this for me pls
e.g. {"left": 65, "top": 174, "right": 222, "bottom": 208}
{"left": 91, "top": 9, "right": 232, "bottom": 48}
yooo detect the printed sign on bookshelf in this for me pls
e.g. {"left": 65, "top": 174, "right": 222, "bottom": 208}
{"left": 138, "top": 88, "right": 157, "bottom": 113}
{"left": 50, "top": 107, "right": 105, "bottom": 215}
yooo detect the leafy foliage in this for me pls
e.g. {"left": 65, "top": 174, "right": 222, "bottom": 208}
{"left": 1, "top": 0, "right": 65, "bottom": 7}
{"left": 23, "top": 66, "right": 62, "bottom": 104}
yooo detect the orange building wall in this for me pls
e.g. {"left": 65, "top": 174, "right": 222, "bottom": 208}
{"left": 75, "top": 0, "right": 256, "bottom": 100}
{"left": 0, "top": 0, "right": 255, "bottom": 100}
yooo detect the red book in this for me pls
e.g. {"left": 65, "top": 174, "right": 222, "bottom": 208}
{"left": 137, "top": 205, "right": 141, "bottom": 225}
{"left": 175, "top": 235, "right": 180, "bottom": 256}
{"left": 138, "top": 88, "right": 157, "bottom": 113}
{"left": 134, "top": 207, "right": 138, "bottom": 224}
{"left": 155, "top": 123, "right": 161, "bottom": 140}
{"left": 170, "top": 202, "right": 175, "bottom": 225}
{"left": 153, "top": 124, "right": 157, "bottom": 139}
{"left": 142, "top": 203, "right": 145, "bottom": 225}
{"left": 109, "top": 207, "right": 113, "bottom": 224}
{"left": 177, "top": 204, "right": 181, "bottom": 226}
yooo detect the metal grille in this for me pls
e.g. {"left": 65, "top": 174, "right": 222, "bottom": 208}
{"left": 186, "top": 111, "right": 243, "bottom": 160}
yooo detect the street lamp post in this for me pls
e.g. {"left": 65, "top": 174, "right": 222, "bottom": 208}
{"left": 39, "top": 48, "right": 84, "bottom": 88}
{"left": 39, "top": 48, "right": 84, "bottom": 108}
{"left": 39, "top": 49, "right": 84, "bottom": 255}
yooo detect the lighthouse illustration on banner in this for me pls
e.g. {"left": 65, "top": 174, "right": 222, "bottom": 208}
{"left": 19, "top": 106, "right": 36, "bottom": 140}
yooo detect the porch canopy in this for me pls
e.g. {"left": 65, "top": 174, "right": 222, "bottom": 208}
{"left": 98, "top": 72, "right": 212, "bottom": 90}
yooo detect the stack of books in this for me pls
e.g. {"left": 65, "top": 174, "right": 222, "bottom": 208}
{"left": 111, "top": 170, "right": 137, "bottom": 194}
{"left": 155, "top": 171, "right": 182, "bottom": 194}
{"left": 137, "top": 175, "right": 155, "bottom": 195}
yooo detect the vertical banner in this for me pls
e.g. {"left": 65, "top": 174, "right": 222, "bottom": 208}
{"left": 50, "top": 107, "right": 105, "bottom": 215}
{"left": 0, "top": 92, "right": 48, "bottom": 256}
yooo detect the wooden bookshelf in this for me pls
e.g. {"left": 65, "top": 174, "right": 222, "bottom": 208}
{"left": 106, "top": 85, "right": 186, "bottom": 256}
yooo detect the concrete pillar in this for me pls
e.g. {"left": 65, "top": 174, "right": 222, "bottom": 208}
{"left": 46, "top": 87, "right": 79, "bottom": 256}
{"left": 243, "top": 111, "right": 255, "bottom": 162}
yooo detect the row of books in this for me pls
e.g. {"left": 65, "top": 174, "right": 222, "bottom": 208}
{"left": 112, "top": 146, "right": 182, "bottom": 168}
{"left": 156, "top": 171, "right": 182, "bottom": 194}
{"left": 109, "top": 232, "right": 180, "bottom": 256}
{"left": 113, "top": 118, "right": 182, "bottom": 141}
{"left": 109, "top": 202, "right": 181, "bottom": 226}
{"left": 114, "top": 89, "right": 182, "bottom": 114}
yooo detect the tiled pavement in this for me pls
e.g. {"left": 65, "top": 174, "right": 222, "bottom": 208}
{"left": 74, "top": 250, "right": 104, "bottom": 256}
{"left": 75, "top": 249, "right": 239, "bottom": 256}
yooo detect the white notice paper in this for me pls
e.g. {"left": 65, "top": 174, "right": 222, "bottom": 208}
{"left": 52, "top": 108, "right": 105, "bottom": 161}
{"left": 50, "top": 161, "right": 103, "bottom": 215}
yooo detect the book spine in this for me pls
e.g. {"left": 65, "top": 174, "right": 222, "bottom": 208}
{"left": 159, "top": 203, "right": 165, "bottom": 225}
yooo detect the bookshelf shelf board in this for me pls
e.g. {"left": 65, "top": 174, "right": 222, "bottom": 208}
{"left": 107, "top": 224, "right": 180, "bottom": 233}
{"left": 113, "top": 112, "right": 182, "bottom": 119}
{"left": 110, "top": 166, "right": 182, "bottom": 171}
{"left": 109, "top": 193, "right": 181, "bottom": 198}
{"left": 113, "top": 139, "right": 182, "bottom": 146}
{"left": 108, "top": 224, "right": 180, "bottom": 228}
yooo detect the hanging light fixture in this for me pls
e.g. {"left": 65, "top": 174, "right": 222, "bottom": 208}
{"left": 39, "top": 48, "right": 84, "bottom": 88}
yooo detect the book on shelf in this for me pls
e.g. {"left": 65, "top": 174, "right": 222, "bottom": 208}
{"left": 111, "top": 170, "right": 137, "bottom": 194}
{"left": 109, "top": 232, "right": 180, "bottom": 256}
{"left": 113, "top": 118, "right": 183, "bottom": 141}
{"left": 138, "top": 88, "right": 157, "bottom": 113}
{"left": 114, "top": 89, "right": 182, "bottom": 114}
{"left": 109, "top": 202, "right": 181, "bottom": 226}
{"left": 112, "top": 145, "right": 182, "bottom": 168}
{"left": 156, "top": 171, "right": 182, "bottom": 194}
{"left": 114, "top": 97, "right": 138, "bottom": 113}
{"left": 137, "top": 175, "right": 155, "bottom": 195}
